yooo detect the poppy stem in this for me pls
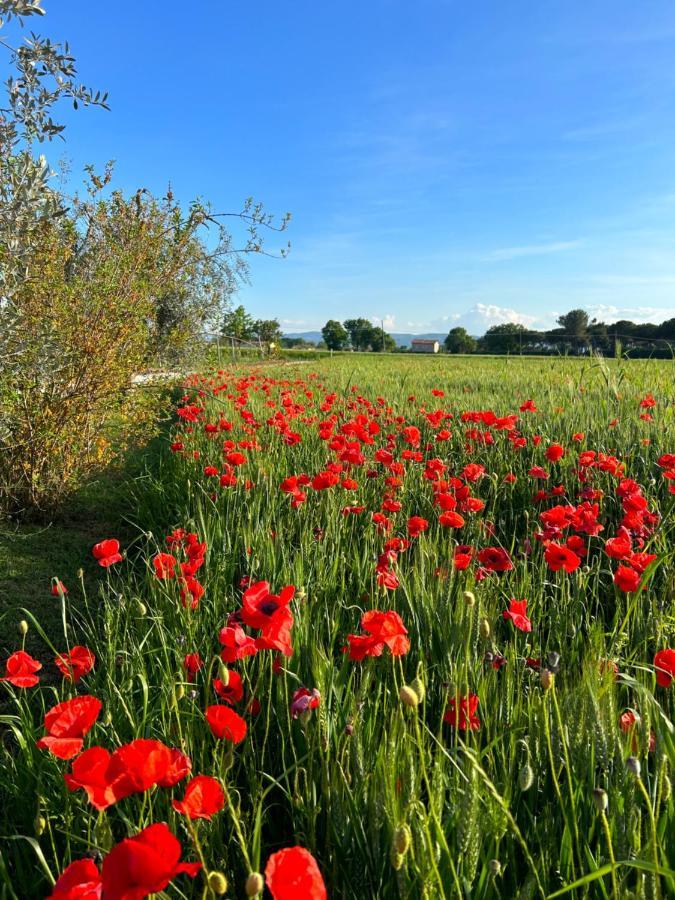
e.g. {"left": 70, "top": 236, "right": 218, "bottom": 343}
{"left": 222, "top": 783, "right": 253, "bottom": 871}
{"left": 634, "top": 775, "right": 661, "bottom": 900}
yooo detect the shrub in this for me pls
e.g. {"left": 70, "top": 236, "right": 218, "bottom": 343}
{"left": 0, "top": 174, "right": 226, "bottom": 515}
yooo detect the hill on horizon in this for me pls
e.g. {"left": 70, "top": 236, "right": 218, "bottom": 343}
{"left": 284, "top": 331, "right": 454, "bottom": 348}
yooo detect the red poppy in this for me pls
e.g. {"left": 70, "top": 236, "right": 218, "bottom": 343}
{"left": 614, "top": 565, "right": 640, "bottom": 593}
{"left": 344, "top": 633, "right": 383, "bottom": 660}
{"left": 654, "top": 648, "right": 675, "bottom": 688}
{"left": 37, "top": 695, "right": 102, "bottom": 760}
{"left": 111, "top": 739, "right": 191, "bottom": 793}
{"left": 443, "top": 693, "right": 480, "bottom": 730}
{"left": 158, "top": 748, "right": 193, "bottom": 788}
{"left": 153, "top": 552, "right": 177, "bottom": 579}
{"left": 241, "top": 581, "right": 295, "bottom": 629}
{"left": 627, "top": 552, "right": 656, "bottom": 574}
{"left": 1, "top": 650, "right": 42, "bottom": 688}
{"left": 65, "top": 740, "right": 190, "bottom": 810}
{"left": 92, "top": 539, "right": 123, "bottom": 568}
{"left": 407, "top": 516, "right": 429, "bottom": 537}
{"left": 219, "top": 625, "right": 258, "bottom": 662}
{"left": 65, "top": 747, "right": 130, "bottom": 810}
{"left": 344, "top": 610, "right": 409, "bottom": 659}
{"left": 265, "top": 846, "right": 327, "bottom": 900}
{"left": 462, "top": 463, "right": 485, "bottom": 483}
{"left": 477, "top": 547, "right": 514, "bottom": 572}
{"left": 101, "top": 823, "right": 201, "bottom": 897}
{"left": 256, "top": 607, "right": 295, "bottom": 657}
{"left": 545, "top": 443, "right": 565, "bottom": 462}
{"left": 183, "top": 653, "right": 204, "bottom": 678}
{"left": 619, "top": 709, "right": 639, "bottom": 732}
{"left": 544, "top": 542, "right": 581, "bottom": 573}
{"left": 172, "top": 775, "right": 225, "bottom": 820}
{"left": 566, "top": 535, "right": 587, "bottom": 557}
{"left": 503, "top": 599, "right": 532, "bottom": 633}
{"left": 213, "top": 669, "right": 244, "bottom": 705}
{"left": 48, "top": 858, "right": 102, "bottom": 899}
{"left": 453, "top": 549, "right": 472, "bottom": 570}
{"left": 439, "top": 511, "right": 465, "bottom": 529}
{"left": 311, "top": 471, "right": 339, "bottom": 490}
{"left": 362, "top": 610, "right": 409, "bottom": 655}
{"left": 205, "top": 705, "right": 248, "bottom": 742}
{"left": 55, "top": 646, "right": 96, "bottom": 683}
{"left": 179, "top": 575, "right": 204, "bottom": 609}
{"left": 51, "top": 579, "right": 68, "bottom": 596}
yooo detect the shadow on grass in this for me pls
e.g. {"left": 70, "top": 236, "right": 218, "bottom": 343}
{"left": 0, "top": 429, "right": 168, "bottom": 659}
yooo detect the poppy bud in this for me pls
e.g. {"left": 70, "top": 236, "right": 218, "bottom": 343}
{"left": 390, "top": 847, "right": 404, "bottom": 870}
{"left": 393, "top": 824, "right": 412, "bottom": 855}
{"left": 345, "top": 723, "right": 354, "bottom": 736}
{"left": 208, "top": 871, "right": 228, "bottom": 894}
{"left": 489, "top": 859, "right": 502, "bottom": 877}
{"left": 540, "top": 669, "right": 554, "bottom": 691}
{"left": 136, "top": 601, "right": 147, "bottom": 616}
{"left": 479, "top": 618, "right": 491, "bottom": 639}
{"left": 592, "top": 787, "right": 608, "bottom": 813}
{"left": 77, "top": 568, "right": 84, "bottom": 579}
{"left": 218, "top": 662, "right": 230, "bottom": 686}
{"left": 296, "top": 588, "right": 307, "bottom": 601}
{"left": 463, "top": 590, "right": 476, "bottom": 607}
{"left": 245, "top": 872, "right": 264, "bottom": 896}
{"left": 625, "top": 756, "right": 641, "bottom": 779}
{"left": 410, "top": 675, "right": 425, "bottom": 703}
{"left": 174, "top": 683, "right": 185, "bottom": 702}
{"left": 34, "top": 815, "right": 46, "bottom": 836}
{"left": 400, "top": 685, "right": 420, "bottom": 708}
{"left": 18, "top": 620, "right": 28, "bottom": 635}
{"left": 518, "top": 764, "right": 534, "bottom": 791}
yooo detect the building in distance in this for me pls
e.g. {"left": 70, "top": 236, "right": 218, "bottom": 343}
{"left": 411, "top": 338, "right": 440, "bottom": 353}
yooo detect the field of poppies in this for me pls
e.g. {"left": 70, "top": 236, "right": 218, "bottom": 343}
{"left": 0, "top": 354, "right": 673, "bottom": 899}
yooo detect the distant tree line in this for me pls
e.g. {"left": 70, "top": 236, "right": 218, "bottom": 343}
{"left": 321, "top": 319, "right": 397, "bottom": 352}
{"left": 241, "top": 309, "right": 675, "bottom": 357}
{"left": 285, "top": 311, "right": 673, "bottom": 357}
{"left": 463, "top": 310, "right": 675, "bottom": 357}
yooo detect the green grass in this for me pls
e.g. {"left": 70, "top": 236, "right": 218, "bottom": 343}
{"left": 0, "top": 354, "right": 673, "bottom": 899}
{"left": 0, "top": 439, "right": 165, "bottom": 658}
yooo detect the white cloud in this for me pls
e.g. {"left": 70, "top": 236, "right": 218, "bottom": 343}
{"left": 371, "top": 314, "right": 396, "bottom": 330}
{"left": 430, "top": 304, "right": 538, "bottom": 334}
{"left": 483, "top": 241, "right": 581, "bottom": 262}
{"left": 583, "top": 304, "right": 675, "bottom": 324}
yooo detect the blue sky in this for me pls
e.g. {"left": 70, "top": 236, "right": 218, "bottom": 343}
{"left": 13, "top": 1, "right": 675, "bottom": 333}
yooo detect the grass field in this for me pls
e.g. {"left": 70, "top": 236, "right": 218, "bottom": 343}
{"left": 0, "top": 354, "right": 673, "bottom": 899}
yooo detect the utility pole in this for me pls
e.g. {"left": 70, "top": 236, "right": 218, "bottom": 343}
{"left": 381, "top": 319, "right": 385, "bottom": 352}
